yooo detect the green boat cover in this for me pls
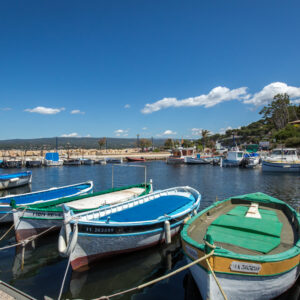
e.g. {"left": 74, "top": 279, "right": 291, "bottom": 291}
{"left": 206, "top": 206, "right": 282, "bottom": 253}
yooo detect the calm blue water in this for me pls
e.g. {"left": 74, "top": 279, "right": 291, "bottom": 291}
{"left": 0, "top": 162, "right": 299, "bottom": 299}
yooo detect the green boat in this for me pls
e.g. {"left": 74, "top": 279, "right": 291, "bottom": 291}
{"left": 13, "top": 182, "right": 152, "bottom": 243}
{"left": 181, "top": 192, "right": 300, "bottom": 300}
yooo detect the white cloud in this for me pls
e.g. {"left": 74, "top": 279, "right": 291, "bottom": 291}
{"left": 219, "top": 126, "right": 232, "bottom": 134}
{"left": 71, "top": 109, "right": 85, "bottom": 114}
{"left": 25, "top": 106, "right": 65, "bottom": 115}
{"left": 114, "top": 129, "right": 129, "bottom": 137}
{"left": 141, "top": 86, "right": 248, "bottom": 114}
{"left": 244, "top": 82, "right": 300, "bottom": 106}
{"left": 124, "top": 104, "right": 130, "bottom": 109}
{"left": 291, "top": 99, "right": 300, "bottom": 104}
{"left": 61, "top": 132, "right": 80, "bottom": 137}
{"left": 142, "top": 127, "right": 147, "bottom": 130}
{"left": 162, "top": 130, "right": 177, "bottom": 135}
{"left": 191, "top": 128, "right": 202, "bottom": 136}
{"left": 86, "top": 134, "right": 91, "bottom": 137}
{"left": 1, "top": 107, "right": 11, "bottom": 111}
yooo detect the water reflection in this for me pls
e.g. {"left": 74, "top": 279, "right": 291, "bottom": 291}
{"left": 0, "top": 184, "right": 31, "bottom": 197}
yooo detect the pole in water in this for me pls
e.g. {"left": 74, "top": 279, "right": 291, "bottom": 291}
{"left": 164, "top": 220, "right": 171, "bottom": 244}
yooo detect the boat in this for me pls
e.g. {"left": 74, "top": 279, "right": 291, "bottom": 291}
{"left": 126, "top": 157, "right": 146, "bottom": 162}
{"left": 0, "top": 171, "right": 32, "bottom": 190}
{"left": 181, "top": 192, "right": 300, "bottom": 300}
{"left": 25, "top": 159, "right": 43, "bottom": 168}
{"left": 220, "top": 149, "right": 244, "bottom": 167}
{"left": 63, "top": 158, "right": 82, "bottom": 166}
{"left": 44, "top": 152, "right": 63, "bottom": 166}
{"left": 0, "top": 181, "right": 93, "bottom": 223}
{"left": 81, "top": 158, "right": 95, "bottom": 165}
{"left": 106, "top": 157, "right": 123, "bottom": 164}
{"left": 1, "top": 159, "right": 23, "bottom": 168}
{"left": 262, "top": 148, "right": 300, "bottom": 172}
{"left": 240, "top": 152, "right": 261, "bottom": 168}
{"left": 58, "top": 186, "right": 201, "bottom": 271}
{"left": 167, "top": 147, "right": 195, "bottom": 164}
{"left": 184, "top": 154, "right": 210, "bottom": 164}
{"left": 13, "top": 182, "right": 153, "bottom": 242}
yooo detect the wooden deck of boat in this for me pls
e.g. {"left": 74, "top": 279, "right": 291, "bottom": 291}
{"left": 67, "top": 187, "right": 145, "bottom": 210}
{"left": 188, "top": 199, "right": 296, "bottom": 256}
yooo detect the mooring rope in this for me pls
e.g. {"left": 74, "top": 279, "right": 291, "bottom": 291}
{"left": 0, "top": 212, "right": 10, "bottom": 222}
{"left": 94, "top": 250, "right": 215, "bottom": 300}
{"left": 57, "top": 256, "right": 71, "bottom": 300}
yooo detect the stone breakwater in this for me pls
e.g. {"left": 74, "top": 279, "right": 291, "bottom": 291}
{"left": 0, "top": 148, "right": 170, "bottom": 160}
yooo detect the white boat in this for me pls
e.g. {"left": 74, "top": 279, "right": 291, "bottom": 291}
{"left": 106, "top": 157, "right": 123, "bottom": 164}
{"left": 63, "top": 159, "right": 82, "bottom": 166}
{"left": 221, "top": 150, "right": 244, "bottom": 167}
{"left": 240, "top": 152, "right": 261, "bottom": 168}
{"left": 81, "top": 158, "right": 95, "bottom": 165}
{"left": 167, "top": 147, "right": 195, "bottom": 164}
{"left": 262, "top": 148, "right": 300, "bottom": 172}
{"left": 184, "top": 154, "right": 210, "bottom": 164}
{"left": 0, "top": 171, "right": 32, "bottom": 190}
{"left": 44, "top": 152, "right": 63, "bottom": 166}
{"left": 58, "top": 186, "right": 201, "bottom": 271}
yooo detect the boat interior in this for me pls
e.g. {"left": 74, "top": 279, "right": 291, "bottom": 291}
{"left": 188, "top": 198, "right": 299, "bottom": 256}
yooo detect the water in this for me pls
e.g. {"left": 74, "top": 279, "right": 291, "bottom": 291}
{"left": 0, "top": 162, "right": 299, "bottom": 299}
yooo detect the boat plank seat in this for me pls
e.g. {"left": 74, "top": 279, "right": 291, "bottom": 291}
{"left": 99, "top": 194, "right": 195, "bottom": 222}
{"left": 67, "top": 188, "right": 145, "bottom": 210}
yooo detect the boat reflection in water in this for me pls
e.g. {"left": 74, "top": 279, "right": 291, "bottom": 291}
{"left": 65, "top": 236, "right": 182, "bottom": 299}
{"left": 0, "top": 184, "right": 31, "bottom": 198}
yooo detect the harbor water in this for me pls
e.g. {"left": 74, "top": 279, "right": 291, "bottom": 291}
{"left": 0, "top": 161, "right": 299, "bottom": 299}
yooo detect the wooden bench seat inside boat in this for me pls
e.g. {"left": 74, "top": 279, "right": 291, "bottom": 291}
{"left": 67, "top": 188, "right": 145, "bottom": 210}
{"left": 188, "top": 198, "right": 297, "bottom": 256}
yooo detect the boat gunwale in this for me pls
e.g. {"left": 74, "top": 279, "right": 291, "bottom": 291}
{"left": 181, "top": 192, "right": 300, "bottom": 263}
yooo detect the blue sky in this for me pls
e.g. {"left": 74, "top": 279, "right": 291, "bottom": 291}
{"left": 0, "top": 1, "right": 300, "bottom": 140}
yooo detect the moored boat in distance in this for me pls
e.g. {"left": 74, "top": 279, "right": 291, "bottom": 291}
{"left": 184, "top": 154, "right": 210, "bottom": 164}
{"left": 106, "top": 157, "right": 123, "bottom": 164}
{"left": 0, "top": 181, "right": 93, "bottom": 223}
{"left": 0, "top": 171, "right": 32, "bottom": 190}
{"left": 167, "top": 147, "right": 195, "bottom": 164}
{"left": 58, "top": 186, "right": 201, "bottom": 271}
{"left": 126, "top": 157, "right": 146, "bottom": 162}
{"left": 44, "top": 152, "right": 63, "bottom": 166}
{"left": 221, "top": 149, "right": 244, "bottom": 167}
{"left": 181, "top": 192, "right": 300, "bottom": 300}
{"left": 262, "top": 148, "right": 300, "bottom": 172}
{"left": 13, "top": 182, "right": 153, "bottom": 243}
{"left": 63, "top": 158, "right": 82, "bottom": 166}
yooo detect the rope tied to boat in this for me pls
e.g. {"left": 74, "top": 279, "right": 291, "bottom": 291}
{"left": 94, "top": 250, "right": 216, "bottom": 300}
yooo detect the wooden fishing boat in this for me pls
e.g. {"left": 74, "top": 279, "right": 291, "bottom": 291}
{"left": 58, "top": 186, "right": 201, "bottom": 271}
{"left": 0, "top": 171, "right": 32, "bottom": 190}
{"left": 13, "top": 182, "right": 152, "bottom": 242}
{"left": 0, "top": 181, "right": 93, "bottom": 223}
{"left": 181, "top": 192, "right": 300, "bottom": 300}
{"left": 63, "top": 158, "right": 82, "bottom": 166}
{"left": 44, "top": 152, "right": 63, "bottom": 166}
{"left": 167, "top": 147, "right": 195, "bottom": 164}
{"left": 126, "top": 157, "right": 146, "bottom": 162}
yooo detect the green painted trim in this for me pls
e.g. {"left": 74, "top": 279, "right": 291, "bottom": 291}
{"left": 181, "top": 192, "right": 300, "bottom": 263}
{"left": 182, "top": 250, "right": 299, "bottom": 277}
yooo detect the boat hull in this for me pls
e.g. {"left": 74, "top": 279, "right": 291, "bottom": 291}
{"left": 262, "top": 160, "right": 300, "bottom": 172}
{"left": 71, "top": 225, "right": 181, "bottom": 271}
{"left": 166, "top": 157, "right": 185, "bottom": 164}
{"left": 0, "top": 173, "right": 32, "bottom": 190}
{"left": 186, "top": 256, "right": 300, "bottom": 300}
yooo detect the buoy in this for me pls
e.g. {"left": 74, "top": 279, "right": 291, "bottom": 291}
{"left": 164, "top": 220, "right": 171, "bottom": 244}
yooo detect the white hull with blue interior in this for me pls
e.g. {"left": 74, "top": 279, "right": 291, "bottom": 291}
{"left": 0, "top": 181, "right": 93, "bottom": 223}
{"left": 221, "top": 150, "right": 244, "bottom": 167}
{"left": 0, "top": 171, "right": 32, "bottom": 190}
{"left": 59, "top": 186, "right": 201, "bottom": 271}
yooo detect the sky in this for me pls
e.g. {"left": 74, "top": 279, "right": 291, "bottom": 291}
{"left": 0, "top": 0, "right": 300, "bottom": 140}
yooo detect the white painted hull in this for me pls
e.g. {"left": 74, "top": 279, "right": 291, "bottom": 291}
{"left": 70, "top": 226, "right": 181, "bottom": 270}
{"left": 184, "top": 157, "right": 210, "bottom": 164}
{"left": 262, "top": 161, "right": 300, "bottom": 172}
{"left": 186, "top": 257, "right": 300, "bottom": 300}
{"left": 44, "top": 160, "right": 64, "bottom": 166}
{"left": 0, "top": 175, "right": 32, "bottom": 190}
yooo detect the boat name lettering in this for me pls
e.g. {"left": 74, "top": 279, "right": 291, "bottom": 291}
{"left": 84, "top": 226, "right": 115, "bottom": 233}
{"left": 230, "top": 261, "right": 261, "bottom": 274}
{"left": 185, "top": 245, "right": 198, "bottom": 260}
{"left": 32, "top": 212, "right": 61, "bottom": 218}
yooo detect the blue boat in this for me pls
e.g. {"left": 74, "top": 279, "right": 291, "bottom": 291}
{"left": 0, "top": 181, "right": 93, "bottom": 223}
{"left": 58, "top": 186, "right": 201, "bottom": 271}
{"left": 0, "top": 171, "right": 32, "bottom": 190}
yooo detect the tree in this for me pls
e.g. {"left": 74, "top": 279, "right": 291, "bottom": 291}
{"left": 182, "top": 139, "right": 193, "bottom": 148}
{"left": 164, "top": 139, "right": 174, "bottom": 149}
{"left": 98, "top": 138, "right": 106, "bottom": 149}
{"left": 201, "top": 129, "right": 210, "bottom": 149}
{"left": 139, "top": 138, "right": 151, "bottom": 152}
{"left": 259, "top": 93, "right": 291, "bottom": 130}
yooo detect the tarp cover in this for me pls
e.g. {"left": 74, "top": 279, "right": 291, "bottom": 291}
{"left": 0, "top": 171, "right": 31, "bottom": 180}
{"left": 45, "top": 152, "right": 59, "bottom": 161}
{"left": 207, "top": 206, "right": 282, "bottom": 253}
{"left": 99, "top": 194, "right": 195, "bottom": 222}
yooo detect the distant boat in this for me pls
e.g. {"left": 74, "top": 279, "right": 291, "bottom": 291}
{"left": 221, "top": 149, "right": 244, "bottom": 167}
{"left": 44, "top": 152, "right": 63, "bottom": 166}
{"left": 58, "top": 186, "right": 200, "bottom": 271}
{"left": 63, "top": 158, "right": 81, "bottom": 166}
{"left": 25, "top": 159, "right": 43, "bottom": 168}
{"left": 167, "top": 147, "right": 195, "bottom": 164}
{"left": 1, "top": 159, "right": 23, "bottom": 168}
{"left": 184, "top": 154, "right": 210, "bottom": 164}
{"left": 262, "top": 148, "right": 300, "bottom": 172}
{"left": 0, "top": 171, "right": 32, "bottom": 190}
{"left": 106, "top": 157, "right": 123, "bottom": 164}
{"left": 13, "top": 182, "right": 152, "bottom": 242}
{"left": 80, "top": 158, "right": 95, "bottom": 165}
{"left": 181, "top": 192, "right": 300, "bottom": 299}
{"left": 126, "top": 157, "right": 146, "bottom": 162}
{"left": 0, "top": 181, "right": 93, "bottom": 223}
